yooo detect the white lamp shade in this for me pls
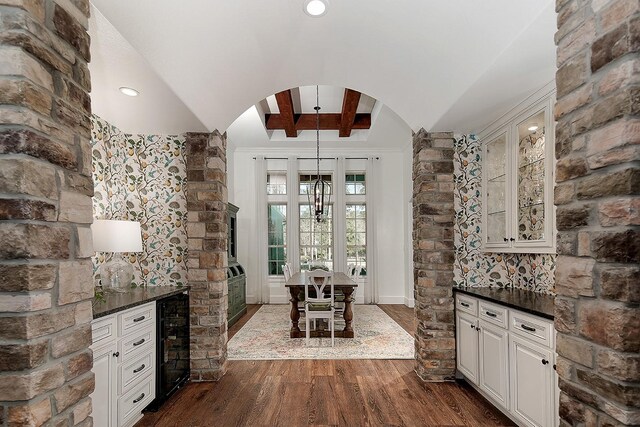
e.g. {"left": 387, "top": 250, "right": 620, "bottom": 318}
{"left": 91, "top": 220, "right": 143, "bottom": 253}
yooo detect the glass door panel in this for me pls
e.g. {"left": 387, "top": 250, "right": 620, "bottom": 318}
{"left": 485, "top": 133, "right": 507, "bottom": 244}
{"left": 516, "top": 110, "right": 546, "bottom": 242}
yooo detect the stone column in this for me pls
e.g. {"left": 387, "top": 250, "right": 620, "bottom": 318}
{"left": 412, "top": 130, "right": 456, "bottom": 381}
{"left": 0, "top": 0, "right": 95, "bottom": 425}
{"left": 184, "top": 131, "right": 229, "bottom": 381}
{"left": 554, "top": 0, "right": 639, "bottom": 424}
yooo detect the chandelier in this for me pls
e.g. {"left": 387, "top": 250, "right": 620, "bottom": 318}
{"left": 308, "top": 85, "right": 331, "bottom": 223}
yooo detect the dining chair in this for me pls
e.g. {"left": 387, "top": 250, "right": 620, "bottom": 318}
{"left": 304, "top": 269, "right": 335, "bottom": 347}
{"left": 283, "top": 263, "right": 292, "bottom": 281}
{"left": 334, "top": 265, "right": 360, "bottom": 322}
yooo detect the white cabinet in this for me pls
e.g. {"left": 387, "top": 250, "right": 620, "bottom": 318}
{"left": 510, "top": 335, "right": 554, "bottom": 427}
{"left": 479, "top": 320, "right": 510, "bottom": 410}
{"left": 91, "top": 302, "right": 156, "bottom": 427}
{"left": 480, "top": 94, "right": 556, "bottom": 254}
{"left": 456, "top": 312, "right": 479, "bottom": 384}
{"left": 455, "top": 293, "right": 557, "bottom": 426}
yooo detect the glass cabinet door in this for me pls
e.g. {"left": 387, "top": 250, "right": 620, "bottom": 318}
{"left": 484, "top": 132, "right": 508, "bottom": 244}
{"left": 515, "top": 109, "right": 546, "bottom": 242}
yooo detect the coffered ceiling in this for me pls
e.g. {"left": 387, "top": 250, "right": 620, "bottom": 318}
{"left": 88, "top": 0, "right": 557, "bottom": 142}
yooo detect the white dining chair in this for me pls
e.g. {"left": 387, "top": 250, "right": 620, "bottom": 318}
{"left": 283, "top": 263, "right": 292, "bottom": 281}
{"left": 304, "top": 269, "right": 335, "bottom": 347}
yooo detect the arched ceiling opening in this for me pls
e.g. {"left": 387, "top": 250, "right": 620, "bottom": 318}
{"left": 88, "top": 0, "right": 556, "bottom": 137}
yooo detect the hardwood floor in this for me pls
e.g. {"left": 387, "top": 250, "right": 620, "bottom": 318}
{"left": 136, "top": 304, "right": 514, "bottom": 427}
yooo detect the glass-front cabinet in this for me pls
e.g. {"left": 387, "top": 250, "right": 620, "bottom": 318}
{"left": 481, "top": 95, "right": 555, "bottom": 253}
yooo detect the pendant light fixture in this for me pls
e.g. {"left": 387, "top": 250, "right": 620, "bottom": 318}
{"left": 308, "top": 85, "right": 331, "bottom": 223}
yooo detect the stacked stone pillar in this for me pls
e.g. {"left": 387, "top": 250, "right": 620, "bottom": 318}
{"left": 412, "top": 130, "right": 456, "bottom": 381}
{"left": 184, "top": 131, "right": 228, "bottom": 381}
{"left": 0, "top": 0, "right": 95, "bottom": 425}
{"left": 554, "top": 0, "right": 639, "bottom": 424}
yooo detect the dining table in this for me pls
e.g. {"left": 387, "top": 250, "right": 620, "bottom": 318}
{"left": 284, "top": 272, "right": 358, "bottom": 338}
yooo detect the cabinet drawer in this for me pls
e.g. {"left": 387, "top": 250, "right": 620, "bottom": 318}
{"left": 91, "top": 315, "right": 117, "bottom": 346}
{"left": 119, "top": 350, "right": 154, "bottom": 395}
{"left": 456, "top": 294, "right": 478, "bottom": 316}
{"left": 119, "top": 326, "right": 154, "bottom": 361}
{"left": 510, "top": 310, "right": 553, "bottom": 348}
{"left": 478, "top": 301, "right": 508, "bottom": 329}
{"left": 118, "top": 374, "right": 155, "bottom": 427}
{"left": 118, "top": 302, "right": 155, "bottom": 337}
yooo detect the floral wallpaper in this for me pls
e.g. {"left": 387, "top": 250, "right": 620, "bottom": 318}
{"left": 91, "top": 115, "right": 188, "bottom": 287}
{"left": 453, "top": 134, "right": 555, "bottom": 294}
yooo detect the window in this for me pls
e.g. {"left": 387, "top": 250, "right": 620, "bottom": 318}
{"left": 299, "top": 204, "right": 333, "bottom": 271}
{"left": 345, "top": 174, "right": 366, "bottom": 195}
{"left": 299, "top": 174, "right": 332, "bottom": 195}
{"left": 346, "top": 204, "right": 366, "bottom": 272}
{"left": 267, "top": 204, "right": 287, "bottom": 275}
{"left": 267, "top": 173, "right": 286, "bottom": 195}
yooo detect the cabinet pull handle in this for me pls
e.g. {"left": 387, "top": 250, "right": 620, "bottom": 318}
{"left": 521, "top": 324, "right": 536, "bottom": 332}
{"left": 485, "top": 311, "right": 497, "bottom": 318}
{"left": 133, "top": 364, "right": 146, "bottom": 373}
{"left": 460, "top": 302, "right": 470, "bottom": 308}
{"left": 133, "top": 315, "right": 146, "bottom": 323}
{"left": 542, "top": 359, "right": 549, "bottom": 365}
{"left": 132, "top": 338, "right": 145, "bottom": 347}
{"left": 112, "top": 352, "right": 119, "bottom": 358}
{"left": 133, "top": 393, "right": 145, "bottom": 404}
{"left": 553, "top": 364, "right": 557, "bottom": 371}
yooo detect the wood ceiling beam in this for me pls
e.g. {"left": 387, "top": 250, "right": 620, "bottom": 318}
{"left": 265, "top": 113, "right": 371, "bottom": 133}
{"left": 274, "top": 90, "right": 297, "bottom": 137}
{"left": 339, "top": 89, "right": 361, "bottom": 137}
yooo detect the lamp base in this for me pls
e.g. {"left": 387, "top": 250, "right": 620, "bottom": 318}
{"left": 100, "top": 253, "right": 134, "bottom": 292}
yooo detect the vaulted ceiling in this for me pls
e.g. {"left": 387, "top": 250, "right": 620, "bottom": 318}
{"left": 88, "top": 0, "right": 557, "bottom": 142}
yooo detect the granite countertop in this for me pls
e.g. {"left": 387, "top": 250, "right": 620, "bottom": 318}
{"left": 93, "top": 286, "right": 189, "bottom": 319}
{"left": 453, "top": 287, "right": 554, "bottom": 320}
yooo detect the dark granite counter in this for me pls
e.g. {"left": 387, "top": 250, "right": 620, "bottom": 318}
{"left": 93, "top": 286, "right": 189, "bottom": 319}
{"left": 453, "top": 287, "right": 554, "bottom": 320}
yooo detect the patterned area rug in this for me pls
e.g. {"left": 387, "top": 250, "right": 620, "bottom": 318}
{"left": 227, "top": 305, "right": 414, "bottom": 360}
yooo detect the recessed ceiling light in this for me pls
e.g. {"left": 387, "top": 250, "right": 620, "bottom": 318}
{"left": 119, "top": 87, "right": 139, "bottom": 97}
{"left": 528, "top": 124, "right": 539, "bottom": 132}
{"left": 304, "top": 0, "right": 328, "bottom": 17}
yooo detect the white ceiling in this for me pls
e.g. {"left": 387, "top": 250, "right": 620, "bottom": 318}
{"left": 88, "top": 0, "right": 557, "bottom": 140}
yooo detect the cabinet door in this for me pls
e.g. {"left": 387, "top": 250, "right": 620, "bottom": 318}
{"left": 482, "top": 130, "right": 510, "bottom": 250}
{"left": 513, "top": 102, "right": 553, "bottom": 249}
{"left": 456, "top": 312, "right": 479, "bottom": 384}
{"left": 479, "top": 321, "right": 509, "bottom": 410}
{"left": 510, "top": 334, "right": 554, "bottom": 427}
{"left": 91, "top": 342, "right": 116, "bottom": 427}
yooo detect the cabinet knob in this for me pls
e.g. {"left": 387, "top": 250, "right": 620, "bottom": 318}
{"left": 503, "top": 237, "right": 508, "bottom": 242}
{"left": 510, "top": 237, "right": 515, "bottom": 242}
{"left": 113, "top": 352, "right": 119, "bottom": 358}
{"left": 541, "top": 359, "right": 549, "bottom": 365}
{"left": 470, "top": 323, "right": 475, "bottom": 329}
{"left": 476, "top": 326, "right": 481, "bottom": 331}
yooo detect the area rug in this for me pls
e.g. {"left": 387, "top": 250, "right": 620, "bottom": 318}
{"left": 227, "top": 305, "right": 414, "bottom": 360}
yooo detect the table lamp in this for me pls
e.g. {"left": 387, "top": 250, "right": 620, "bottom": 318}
{"left": 91, "top": 219, "right": 143, "bottom": 291}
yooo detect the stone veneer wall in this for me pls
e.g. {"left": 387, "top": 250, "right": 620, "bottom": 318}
{"left": 453, "top": 134, "right": 556, "bottom": 294}
{"left": 0, "top": 0, "right": 95, "bottom": 425}
{"left": 412, "top": 130, "right": 456, "bottom": 381}
{"left": 184, "top": 131, "right": 229, "bottom": 381}
{"left": 554, "top": 0, "right": 639, "bottom": 424}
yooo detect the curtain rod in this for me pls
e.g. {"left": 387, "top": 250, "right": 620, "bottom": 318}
{"left": 252, "top": 156, "right": 379, "bottom": 160}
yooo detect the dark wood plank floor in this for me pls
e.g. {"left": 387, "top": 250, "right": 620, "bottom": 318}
{"left": 136, "top": 304, "right": 514, "bottom": 427}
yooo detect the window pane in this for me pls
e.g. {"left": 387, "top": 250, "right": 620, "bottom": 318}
{"left": 299, "top": 203, "right": 333, "bottom": 271}
{"left": 346, "top": 173, "right": 366, "bottom": 195}
{"left": 267, "top": 204, "right": 287, "bottom": 276}
{"left": 300, "top": 174, "right": 332, "bottom": 195}
{"left": 267, "top": 173, "right": 286, "bottom": 195}
{"left": 346, "top": 203, "right": 366, "bottom": 271}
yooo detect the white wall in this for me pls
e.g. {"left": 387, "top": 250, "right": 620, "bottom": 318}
{"left": 230, "top": 146, "right": 410, "bottom": 305}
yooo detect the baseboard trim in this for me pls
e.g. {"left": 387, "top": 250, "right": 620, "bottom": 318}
{"left": 404, "top": 297, "right": 415, "bottom": 308}
{"left": 377, "top": 296, "right": 406, "bottom": 304}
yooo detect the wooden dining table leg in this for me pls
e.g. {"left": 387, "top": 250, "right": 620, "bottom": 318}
{"left": 289, "top": 286, "right": 302, "bottom": 338}
{"left": 342, "top": 286, "right": 355, "bottom": 338}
